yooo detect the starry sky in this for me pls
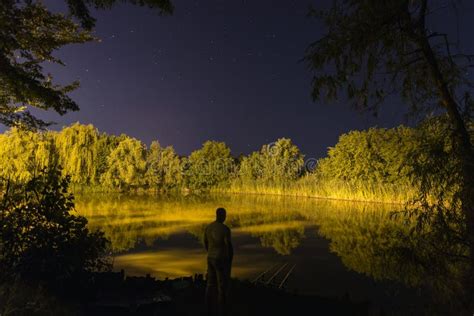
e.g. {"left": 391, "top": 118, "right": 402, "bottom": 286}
{"left": 13, "top": 0, "right": 474, "bottom": 158}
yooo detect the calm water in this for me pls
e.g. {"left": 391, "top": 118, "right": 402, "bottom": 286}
{"left": 75, "top": 193, "right": 461, "bottom": 313}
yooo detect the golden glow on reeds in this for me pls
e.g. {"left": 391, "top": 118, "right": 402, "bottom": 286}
{"left": 214, "top": 176, "right": 417, "bottom": 204}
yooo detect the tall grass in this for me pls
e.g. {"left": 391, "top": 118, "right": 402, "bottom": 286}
{"left": 69, "top": 176, "right": 416, "bottom": 204}
{"left": 213, "top": 175, "right": 417, "bottom": 204}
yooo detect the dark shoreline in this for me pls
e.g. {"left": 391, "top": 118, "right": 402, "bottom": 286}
{"left": 84, "top": 270, "right": 369, "bottom": 315}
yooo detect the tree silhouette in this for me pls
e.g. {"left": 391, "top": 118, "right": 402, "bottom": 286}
{"left": 0, "top": 0, "right": 173, "bottom": 129}
{"left": 0, "top": 168, "right": 110, "bottom": 313}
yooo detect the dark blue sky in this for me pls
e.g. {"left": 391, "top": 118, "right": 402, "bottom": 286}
{"left": 11, "top": 0, "right": 474, "bottom": 158}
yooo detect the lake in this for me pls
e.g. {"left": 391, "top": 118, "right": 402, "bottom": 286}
{"left": 75, "top": 193, "right": 459, "bottom": 313}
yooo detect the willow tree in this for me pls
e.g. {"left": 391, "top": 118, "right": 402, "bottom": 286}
{"left": 0, "top": 0, "right": 172, "bottom": 129}
{"left": 55, "top": 123, "right": 99, "bottom": 184}
{"left": 305, "top": 0, "right": 474, "bottom": 286}
{"left": 0, "top": 128, "right": 57, "bottom": 183}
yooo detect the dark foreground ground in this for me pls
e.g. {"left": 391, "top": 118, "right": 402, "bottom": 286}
{"left": 83, "top": 271, "right": 369, "bottom": 316}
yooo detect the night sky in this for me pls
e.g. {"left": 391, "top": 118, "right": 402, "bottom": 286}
{"left": 8, "top": 0, "right": 474, "bottom": 158}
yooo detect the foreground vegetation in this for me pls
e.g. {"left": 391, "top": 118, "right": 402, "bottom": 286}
{"left": 0, "top": 116, "right": 462, "bottom": 203}
{"left": 0, "top": 169, "right": 111, "bottom": 314}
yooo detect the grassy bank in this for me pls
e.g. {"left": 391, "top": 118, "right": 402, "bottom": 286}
{"left": 214, "top": 177, "right": 416, "bottom": 204}
{"left": 68, "top": 177, "right": 417, "bottom": 204}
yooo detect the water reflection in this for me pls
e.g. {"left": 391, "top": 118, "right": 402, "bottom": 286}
{"left": 76, "top": 194, "right": 318, "bottom": 254}
{"left": 315, "top": 207, "right": 469, "bottom": 313}
{"left": 75, "top": 193, "right": 469, "bottom": 312}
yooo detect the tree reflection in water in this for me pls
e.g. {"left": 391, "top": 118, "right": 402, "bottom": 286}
{"left": 316, "top": 207, "right": 469, "bottom": 313}
{"left": 76, "top": 193, "right": 471, "bottom": 313}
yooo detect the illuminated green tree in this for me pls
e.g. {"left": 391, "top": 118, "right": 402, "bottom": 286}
{"left": 239, "top": 138, "right": 304, "bottom": 185}
{"left": 316, "top": 127, "right": 418, "bottom": 185}
{"left": 55, "top": 123, "right": 99, "bottom": 184}
{"left": 0, "top": 128, "right": 57, "bottom": 182}
{"left": 239, "top": 152, "right": 264, "bottom": 182}
{"left": 145, "top": 141, "right": 182, "bottom": 190}
{"left": 261, "top": 138, "right": 304, "bottom": 183}
{"left": 184, "top": 141, "right": 235, "bottom": 190}
{"left": 94, "top": 133, "right": 121, "bottom": 184}
{"left": 101, "top": 137, "right": 147, "bottom": 190}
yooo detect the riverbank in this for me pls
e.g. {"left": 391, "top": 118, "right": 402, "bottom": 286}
{"left": 0, "top": 271, "right": 368, "bottom": 315}
{"left": 84, "top": 271, "right": 369, "bottom": 315}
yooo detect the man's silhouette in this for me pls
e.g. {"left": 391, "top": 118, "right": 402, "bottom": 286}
{"left": 204, "top": 207, "right": 233, "bottom": 316}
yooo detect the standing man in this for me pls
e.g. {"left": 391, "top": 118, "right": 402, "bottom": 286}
{"left": 204, "top": 207, "right": 233, "bottom": 316}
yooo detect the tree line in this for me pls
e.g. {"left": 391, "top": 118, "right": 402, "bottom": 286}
{"left": 0, "top": 117, "right": 464, "bottom": 202}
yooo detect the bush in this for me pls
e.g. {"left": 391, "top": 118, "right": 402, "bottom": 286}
{"left": 0, "top": 168, "right": 111, "bottom": 289}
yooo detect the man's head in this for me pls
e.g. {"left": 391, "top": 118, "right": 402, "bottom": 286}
{"left": 216, "top": 207, "right": 226, "bottom": 223}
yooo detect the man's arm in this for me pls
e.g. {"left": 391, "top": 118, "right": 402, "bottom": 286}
{"left": 226, "top": 227, "right": 233, "bottom": 262}
{"left": 204, "top": 226, "right": 209, "bottom": 252}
